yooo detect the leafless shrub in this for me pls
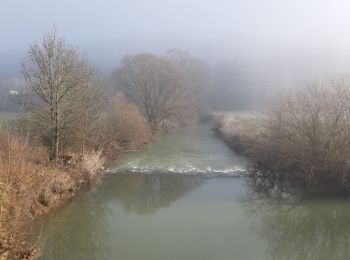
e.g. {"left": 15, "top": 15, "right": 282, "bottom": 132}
{"left": 257, "top": 77, "right": 350, "bottom": 193}
{"left": 98, "top": 93, "right": 151, "bottom": 154}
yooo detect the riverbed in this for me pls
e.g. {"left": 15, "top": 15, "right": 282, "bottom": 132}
{"left": 37, "top": 125, "right": 350, "bottom": 260}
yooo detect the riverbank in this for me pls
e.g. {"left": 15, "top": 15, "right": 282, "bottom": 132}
{"left": 212, "top": 105, "right": 350, "bottom": 197}
{"left": 0, "top": 131, "right": 151, "bottom": 259}
{"left": 211, "top": 111, "right": 262, "bottom": 159}
{"left": 0, "top": 134, "right": 106, "bottom": 259}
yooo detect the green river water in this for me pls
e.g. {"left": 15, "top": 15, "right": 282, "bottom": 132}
{"left": 37, "top": 125, "right": 350, "bottom": 260}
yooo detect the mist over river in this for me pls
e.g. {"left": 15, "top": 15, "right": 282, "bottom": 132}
{"left": 37, "top": 125, "right": 350, "bottom": 260}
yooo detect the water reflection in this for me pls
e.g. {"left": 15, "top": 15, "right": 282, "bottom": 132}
{"left": 39, "top": 174, "right": 203, "bottom": 260}
{"left": 243, "top": 194, "right": 350, "bottom": 260}
{"left": 101, "top": 174, "right": 204, "bottom": 214}
{"left": 40, "top": 192, "right": 113, "bottom": 260}
{"left": 39, "top": 174, "right": 350, "bottom": 260}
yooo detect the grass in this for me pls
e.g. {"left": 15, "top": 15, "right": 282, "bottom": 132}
{"left": 0, "top": 132, "right": 105, "bottom": 259}
{"left": 212, "top": 111, "right": 263, "bottom": 157}
{"left": 212, "top": 111, "right": 263, "bottom": 133}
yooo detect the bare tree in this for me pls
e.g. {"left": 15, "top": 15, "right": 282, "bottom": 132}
{"left": 115, "top": 53, "right": 193, "bottom": 132}
{"left": 167, "top": 49, "right": 210, "bottom": 115}
{"left": 167, "top": 49, "right": 209, "bottom": 92}
{"left": 22, "top": 28, "right": 93, "bottom": 159}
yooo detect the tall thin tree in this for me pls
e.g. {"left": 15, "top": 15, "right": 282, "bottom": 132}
{"left": 22, "top": 28, "right": 92, "bottom": 159}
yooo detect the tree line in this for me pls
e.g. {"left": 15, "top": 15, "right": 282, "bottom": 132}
{"left": 18, "top": 28, "right": 210, "bottom": 159}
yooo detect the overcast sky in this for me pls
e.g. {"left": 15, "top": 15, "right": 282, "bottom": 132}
{"left": 2, "top": 0, "right": 350, "bottom": 67}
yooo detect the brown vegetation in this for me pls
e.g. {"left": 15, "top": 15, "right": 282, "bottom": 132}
{"left": 0, "top": 92, "right": 150, "bottom": 258}
{"left": 259, "top": 80, "right": 350, "bottom": 193}
{"left": 215, "top": 78, "right": 350, "bottom": 195}
{"left": 96, "top": 93, "right": 151, "bottom": 157}
{"left": 0, "top": 132, "right": 104, "bottom": 259}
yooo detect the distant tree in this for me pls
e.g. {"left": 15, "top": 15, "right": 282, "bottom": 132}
{"left": 115, "top": 53, "right": 193, "bottom": 132}
{"left": 167, "top": 49, "right": 210, "bottom": 115}
{"left": 167, "top": 49, "right": 209, "bottom": 92}
{"left": 22, "top": 28, "right": 93, "bottom": 159}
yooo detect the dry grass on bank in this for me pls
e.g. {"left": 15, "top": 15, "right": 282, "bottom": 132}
{"left": 212, "top": 111, "right": 262, "bottom": 157}
{"left": 0, "top": 133, "right": 104, "bottom": 259}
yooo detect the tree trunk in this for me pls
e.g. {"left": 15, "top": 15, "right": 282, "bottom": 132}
{"left": 81, "top": 138, "right": 85, "bottom": 157}
{"left": 55, "top": 134, "right": 60, "bottom": 158}
{"left": 52, "top": 91, "right": 60, "bottom": 159}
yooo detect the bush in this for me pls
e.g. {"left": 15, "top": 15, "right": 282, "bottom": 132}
{"left": 256, "top": 78, "right": 350, "bottom": 194}
{"left": 101, "top": 93, "right": 151, "bottom": 152}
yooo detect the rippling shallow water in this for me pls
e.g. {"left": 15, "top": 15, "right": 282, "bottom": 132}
{"left": 37, "top": 125, "right": 350, "bottom": 260}
{"left": 109, "top": 125, "right": 248, "bottom": 176}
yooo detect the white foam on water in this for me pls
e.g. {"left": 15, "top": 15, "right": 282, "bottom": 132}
{"left": 106, "top": 162, "right": 247, "bottom": 177}
{"left": 104, "top": 125, "right": 249, "bottom": 177}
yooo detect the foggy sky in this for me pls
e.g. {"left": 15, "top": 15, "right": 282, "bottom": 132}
{"left": 2, "top": 0, "right": 350, "bottom": 108}
{"left": 2, "top": 0, "right": 350, "bottom": 58}
{"left": 2, "top": 0, "right": 350, "bottom": 95}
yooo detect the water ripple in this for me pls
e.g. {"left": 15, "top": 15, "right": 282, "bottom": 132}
{"left": 106, "top": 163, "right": 247, "bottom": 177}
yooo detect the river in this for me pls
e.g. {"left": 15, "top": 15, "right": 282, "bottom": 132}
{"left": 37, "top": 125, "right": 350, "bottom": 260}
